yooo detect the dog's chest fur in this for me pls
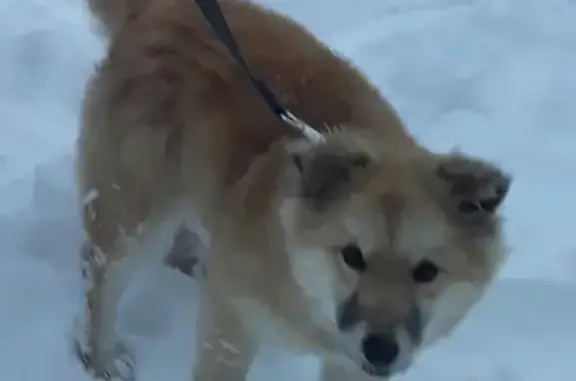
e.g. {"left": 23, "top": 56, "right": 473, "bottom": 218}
{"left": 288, "top": 247, "right": 340, "bottom": 330}
{"left": 231, "top": 247, "right": 340, "bottom": 353}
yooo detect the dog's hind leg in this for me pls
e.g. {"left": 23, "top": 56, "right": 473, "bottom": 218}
{"left": 73, "top": 172, "right": 169, "bottom": 381}
{"left": 76, "top": 240, "right": 138, "bottom": 380}
{"left": 164, "top": 225, "right": 206, "bottom": 278}
{"left": 74, "top": 174, "right": 181, "bottom": 380}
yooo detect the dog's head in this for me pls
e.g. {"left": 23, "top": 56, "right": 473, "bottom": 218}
{"left": 278, "top": 131, "right": 511, "bottom": 378}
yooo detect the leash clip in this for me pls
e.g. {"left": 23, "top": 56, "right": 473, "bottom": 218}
{"left": 195, "top": 0, "right": 324, "bottom": 144}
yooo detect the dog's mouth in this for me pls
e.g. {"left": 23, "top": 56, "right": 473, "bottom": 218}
{"left": 362, "top": 362, "right": 391, "bottom": 378}
{"left": 329, "top": 337, "right": 414, "bottom": 380}
{"left": 357, "top": 329, "right": 417, "bottom": 379}
{"left": 361, "top": 358, "right": 412, "bottom": 379}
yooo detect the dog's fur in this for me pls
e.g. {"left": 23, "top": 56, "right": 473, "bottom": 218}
{"left": 76, "top": 0, "right": 512, "bottom": 380}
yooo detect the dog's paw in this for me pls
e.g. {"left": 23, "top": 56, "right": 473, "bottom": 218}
{"left": 74, "top": 340, "right": 136, "bottom": 381}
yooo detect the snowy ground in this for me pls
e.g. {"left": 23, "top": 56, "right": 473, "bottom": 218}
{"left": 0, "top": 0, "right": 575, "bottom": 380}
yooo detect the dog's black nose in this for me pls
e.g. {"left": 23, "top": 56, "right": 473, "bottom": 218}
{"left": 361, "top": 334, "right": 399, "bottom": 367}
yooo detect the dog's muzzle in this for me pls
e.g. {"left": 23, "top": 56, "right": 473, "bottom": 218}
{"left": 361, "top": 333, "right": 399, "bottom": 377}
{"left": 359, "top": 307, "right": 424, "bottom": 378}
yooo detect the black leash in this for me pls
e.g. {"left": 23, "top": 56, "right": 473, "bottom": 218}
{"left": 194, "top": 0, "right": 323, "bottom": 142}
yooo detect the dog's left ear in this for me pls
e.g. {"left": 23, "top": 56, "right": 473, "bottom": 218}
{"left": 435, "top": 154, "right": 511, "bottom": 216}
{"left": 290, "top": 143, "right": 371, "bottom": 211}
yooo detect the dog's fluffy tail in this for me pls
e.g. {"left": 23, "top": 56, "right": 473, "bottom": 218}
{"left": 87, "top": 0, "right": 146, "bottom": 35}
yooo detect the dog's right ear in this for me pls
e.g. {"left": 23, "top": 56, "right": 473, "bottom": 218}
{"left": 435, "top": 154, "right": 511, "bottom": 218}
{"left": 288, "top": 141, "right": 371, "bottom": 211}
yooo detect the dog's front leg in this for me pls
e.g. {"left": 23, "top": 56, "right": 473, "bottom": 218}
{"left": 193, "top": 289, "right": 257, "bottom": 381}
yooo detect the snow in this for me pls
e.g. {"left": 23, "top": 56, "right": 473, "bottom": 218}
{"left": 0, "top": 0, "right": 574, "bottom": 380}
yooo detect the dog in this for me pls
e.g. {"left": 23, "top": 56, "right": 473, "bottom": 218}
{"left": 75, "top": 0, "right": 513, "bottom": 380}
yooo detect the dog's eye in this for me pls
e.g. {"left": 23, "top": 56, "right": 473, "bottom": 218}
{"left": 411, "top": 260, "right": 439, "bottom": 283}
{"left": 341, "top": 244, "right": 367, "bottom": 272}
